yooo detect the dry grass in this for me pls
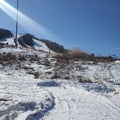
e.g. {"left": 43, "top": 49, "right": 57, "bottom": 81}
{"left": 70, "top": 48, "right": 88, "bottom": 60}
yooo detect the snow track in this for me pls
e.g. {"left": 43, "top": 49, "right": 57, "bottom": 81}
{"left": 0, "top": 77, "right": 120, "bottom": 120}
{"left": 40, "top": 81, "right": 120, "bottom": 120}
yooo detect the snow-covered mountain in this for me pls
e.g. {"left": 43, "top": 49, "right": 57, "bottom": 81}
{"left": 0, "top": 28, "right": 65, "bottom": 53}
{"left": 0, "top": 34, "right": 51, "bottom": 53}
{"left": 18, "top": 34, "right": 52, "bottom": 52}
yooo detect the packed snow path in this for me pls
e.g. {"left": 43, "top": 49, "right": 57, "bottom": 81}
{"left": 39, "top": 80, "right": 120, "bottom": 120}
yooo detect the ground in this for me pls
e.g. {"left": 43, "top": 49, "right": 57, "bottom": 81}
{"left": 0, "top": 49, "right": 120, "bottom": 120}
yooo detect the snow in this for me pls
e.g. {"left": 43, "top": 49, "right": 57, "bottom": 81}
{"left": 0, "top": 36, "right": 52, "bottom": 53}
{"left": 0, "top": 50, "right": 120, "bottom": 120}
{"left": 33, "top": 39, "right": 50, "bottom": 52}
{"left": 0, "top": 75, "right": 55, "bottom": 120}
{"left": 43, "top": 86, "right": 120, "bottom": 120}
{"left": 114, "top": 60, "right": 120, "bottom": 64}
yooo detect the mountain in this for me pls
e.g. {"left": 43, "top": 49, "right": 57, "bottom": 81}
{"left": 0, "top": 28, "right": 13, "bottom": 40}
{"left": 18, "top": 33, "right": 51, "bottom": 52}
{"left": 18, "top": 34, "right": 66, "bottom": 53}
{"left": 0, "top": 28, "right": 66, "bottom": 53}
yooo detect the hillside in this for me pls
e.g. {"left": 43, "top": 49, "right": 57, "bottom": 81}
{"left": 0, "top": 50, "right": 120, "bottom": 120}
{"left": 0, "top": 28, "right": 120, "bottom": 120}
{"left": 40, "top": 39, "right": 65, "bottom": 53}
{"left": 0, "top": 28, "right": 66, "bottom": 53}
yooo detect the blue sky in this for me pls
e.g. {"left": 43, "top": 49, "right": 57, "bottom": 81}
{"left": 0, "top": 0, "right": 120, "bottom": 56}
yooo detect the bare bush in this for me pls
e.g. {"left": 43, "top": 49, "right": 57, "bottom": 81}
{"left": 70, "top": 48, "right": 81, "bottom": 58}
{"left": 70, "top": 48, "right": 93, "bottom": 61}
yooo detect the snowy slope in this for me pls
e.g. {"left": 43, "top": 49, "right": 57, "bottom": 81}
{"left": 0, "top": 51, "right": 120, "bottom": 120}
{"left": 0, "top": 35, "right": 20, "bottom": 46}
{"left": 0, "top": 36, "right": 51, "bottom": 53}
{"left": 33, "top": 39, "right": 50, "bottom": 52}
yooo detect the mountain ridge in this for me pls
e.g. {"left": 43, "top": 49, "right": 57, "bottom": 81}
{"left": 0, "top": 28, "right": 66, "bottom": 53}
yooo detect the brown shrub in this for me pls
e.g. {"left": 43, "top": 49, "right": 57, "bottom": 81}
{"left": 70, "top": 48, "right": 81, "bottom": 58}
{"left": 70, "top": 48, "right": 89, "bottom": 60}
{"left": 55, "top": 48, "right": 98, "bottom": 63}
